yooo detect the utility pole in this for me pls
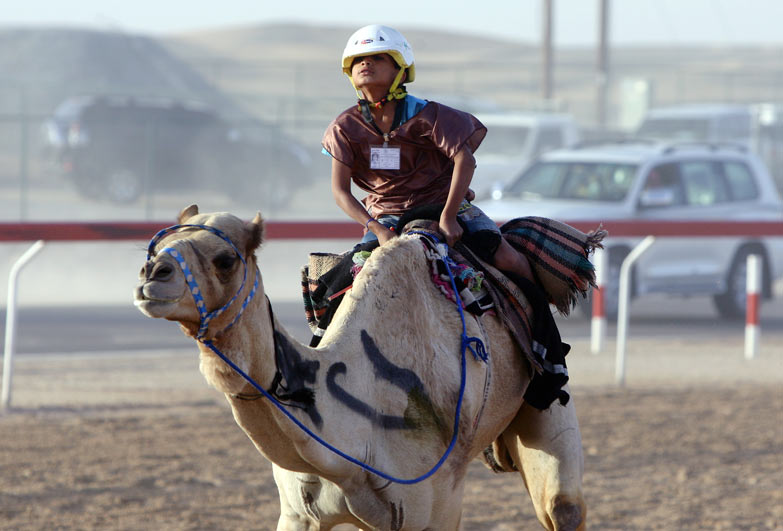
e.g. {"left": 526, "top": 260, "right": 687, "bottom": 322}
{"left": 542, "top": 0, "right": 554, "bottom": 102}
{"left": 596, "top": 0, "right": 610, "bottom": 127}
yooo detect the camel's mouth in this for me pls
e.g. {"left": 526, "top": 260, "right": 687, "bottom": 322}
{"left": 133, "top": 282, "right": 187, "bottom": 318}
{"left": 133, "top": 297, "right": 173, "bottom": 317}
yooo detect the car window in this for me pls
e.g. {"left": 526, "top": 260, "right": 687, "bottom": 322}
{"left": 506, "top": 161, "right": 565, "bottom": 197}
{"left": 506, "top": 161, "right": 637, "bottom": 201}
{"left": 722, "top": 162, "right": 758, "bottom": 200}
{"left": 679, "top": 161, "right": 728, "bottom": 205}
{"left": 640, "top": 163, "right": 685, "bottom": 206}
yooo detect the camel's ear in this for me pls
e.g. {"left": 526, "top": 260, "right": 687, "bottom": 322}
{"left": 246, "top": 211, "right": 265, "bottom": 255}
{"left": 178, "top": 204, "right": 199, "bottom": 224}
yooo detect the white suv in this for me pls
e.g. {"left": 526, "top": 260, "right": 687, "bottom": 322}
{"left": 471, "top": 112, "right": 581, "bottom": 199}
{"left": 475, "top": 141, "right": 783, "bottom": 318}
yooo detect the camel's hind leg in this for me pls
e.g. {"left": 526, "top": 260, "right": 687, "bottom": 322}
{"left": 501, "top": 384, "right": 586, "bottom": 531}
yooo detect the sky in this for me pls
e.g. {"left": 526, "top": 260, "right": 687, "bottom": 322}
{"left": 5, "top": 0, "right": 783, "bottom": 47}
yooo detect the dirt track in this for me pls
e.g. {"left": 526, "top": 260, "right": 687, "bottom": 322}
{"left": 1, "top": 337, "right": 781, "bottom": 530}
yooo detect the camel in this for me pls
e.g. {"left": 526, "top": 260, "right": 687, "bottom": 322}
{"left": 134, "top": 204, "right": 585, "bottom": 530}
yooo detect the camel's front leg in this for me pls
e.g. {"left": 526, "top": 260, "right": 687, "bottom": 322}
{"left": 274, "top": 466, "right": 324, "bottom": 531}
{"left": 502, "top": 384, "right": 586, "bottom": 531}
{"left": 276, "top": 489, "right": 318, "bottom": 531}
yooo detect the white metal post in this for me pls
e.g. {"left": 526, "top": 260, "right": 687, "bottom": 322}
{"left": 744, "top": 254, "right": 762, "bottom": 360}
{"left": 2, "top": 240, "right": 45, "bottom": 411}
{"left": 590, "top": 247, "right": 608, "bottom": 354}
{"left": 615, "top": 236, "right": 656, "bottom": 387}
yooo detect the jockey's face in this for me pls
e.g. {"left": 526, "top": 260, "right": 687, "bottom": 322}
{"left": 350, "top": 53, "right": 402, "bottom": 96}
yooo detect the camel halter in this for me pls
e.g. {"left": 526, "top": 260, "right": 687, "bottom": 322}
{"left": 146, "top": 224, "right": 259, "bottom": 341}
{"left": 145, "top": 224, "right": 484, "bottom": 485}
{"left": 147, "top": 223, "right": 307, "bottom": 407}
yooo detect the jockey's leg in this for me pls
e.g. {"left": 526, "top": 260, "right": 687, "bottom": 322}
{"left": 492, "top": 238, "right": 535, "bottom": 284}
{"left": 501, "top": 385, "right": 586, "bottom": 531}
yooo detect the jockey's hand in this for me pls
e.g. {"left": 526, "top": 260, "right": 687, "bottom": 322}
{"left": 464, "top": 188, "right": 475, "bottom": 202}
{"left": 439, "top": 216, "right": 463, "bottom": 247}
{"left": 377, "top": 226, "right": 397, "bottom": 246}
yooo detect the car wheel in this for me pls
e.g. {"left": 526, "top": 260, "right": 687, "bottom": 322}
{"left": 105, "top": 168, "right": 142, "bottom": 203}
{"left": 713, "top": 247, "right": 765, "bottom": 320}
{"left": 580, "top": 247, "right": 630, "bottom": 320}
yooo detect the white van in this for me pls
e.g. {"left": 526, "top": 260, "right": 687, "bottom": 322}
{"left": 635, "top": 104, "right": 753, "bottom": 146}
{"left": 472, "top": 112, "right": 581, "bottom": 199}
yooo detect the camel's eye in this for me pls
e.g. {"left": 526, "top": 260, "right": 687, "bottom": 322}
{"left": 213, "top": 252, "right": 237, "bottom": 271}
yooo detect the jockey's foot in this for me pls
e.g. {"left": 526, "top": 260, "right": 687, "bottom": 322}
{"left": 493, "top": 238, "right": 535, "bottom": 284}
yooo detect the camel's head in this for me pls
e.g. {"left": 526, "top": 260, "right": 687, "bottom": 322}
{"left": 134, "top": 204, "right": 264, "bottom": 335}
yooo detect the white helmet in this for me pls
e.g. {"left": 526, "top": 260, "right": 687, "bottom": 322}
{"left": 342, "top": 25, "right": 415, "bottom": 98}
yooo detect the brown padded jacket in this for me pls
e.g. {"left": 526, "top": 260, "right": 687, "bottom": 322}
{"left": 322, "top": 99, "right": 486, "bottom": 216}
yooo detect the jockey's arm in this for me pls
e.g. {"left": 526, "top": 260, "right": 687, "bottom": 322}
{"left": 330, "top": 157, "right": 396, "bottom": 244}
{"left": 439, "top": 144, "right": 475, "bottom": 247}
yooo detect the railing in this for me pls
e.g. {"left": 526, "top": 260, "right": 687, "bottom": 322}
{"left": 2, "top": 219, "right": 782, "bottom": 409}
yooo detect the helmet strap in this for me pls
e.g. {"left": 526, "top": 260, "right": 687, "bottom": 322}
{"left": 350, "top": 66, "right": 408, "bottom": 107}
{"left": 386, "top": 68, "right": 408, "bottom": 100}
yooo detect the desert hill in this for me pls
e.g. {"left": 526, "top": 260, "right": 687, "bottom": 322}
{"left": 0, "top": 23, "right": 780, "bottom": 136}
{"left": 163, "top": 23, "right": 782, "bottom": 131}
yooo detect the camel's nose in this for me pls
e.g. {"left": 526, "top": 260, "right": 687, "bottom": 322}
{"left": 141, "top": 259, "right": 176, "bottom": 282}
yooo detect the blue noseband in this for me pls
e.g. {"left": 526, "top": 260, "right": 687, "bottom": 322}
{"left": 146, "top": 224, "right": 259, "bottom": 340}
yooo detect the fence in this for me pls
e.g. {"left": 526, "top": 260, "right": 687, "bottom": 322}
{"left": 2, "top": 219, "right": 782, "bottom": 410}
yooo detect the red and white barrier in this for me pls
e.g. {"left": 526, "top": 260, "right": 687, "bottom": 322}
{"left": 745, "top": 254, "right": 762, "bottom": 360}
{"left": 0, "top": 219, "right": 781, "bottom": 406}
{"left": 590, "top": 247, "right": 607, "bottom": 355}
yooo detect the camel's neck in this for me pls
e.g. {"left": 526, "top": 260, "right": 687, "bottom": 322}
{"left": 196, "top": 289, "right": 317, "bottom": 401}
{"left": 196, "top": 292, "right": 329, "bottom": 472}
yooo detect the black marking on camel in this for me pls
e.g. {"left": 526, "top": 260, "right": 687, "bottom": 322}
{"left": 273, "top": 330, "right": 323, "bottom": 428}
{"left": 390, "top": 500, "right": 405, "bottom": 530}
{"left": 301, "top": 487, "right": 320, "bottom": 520}
{"left": 325, "top": 330, "right": 446, "bottom": 434}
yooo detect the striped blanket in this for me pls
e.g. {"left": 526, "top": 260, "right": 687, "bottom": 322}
{"left": 500, "top": 217, "right": 607, "bottom": 315}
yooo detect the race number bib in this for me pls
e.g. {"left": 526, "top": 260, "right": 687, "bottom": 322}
{"left": 370, "top": 146, "right": 401, "bottom": 170}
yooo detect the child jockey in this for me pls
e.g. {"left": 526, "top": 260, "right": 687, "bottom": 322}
{"left": 322, "top": 24, "right": 534, "bottom": 282}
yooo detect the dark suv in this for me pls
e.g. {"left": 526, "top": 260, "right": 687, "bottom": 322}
{"left": 44, "top": 95, "right": 313, "bottom": 205}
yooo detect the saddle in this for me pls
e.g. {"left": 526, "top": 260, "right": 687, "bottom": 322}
{"left": 301, "top": 215, "right": 605, "bottom": 405}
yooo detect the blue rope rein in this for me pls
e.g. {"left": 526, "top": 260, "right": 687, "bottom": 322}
{"left": 444, "top": 253, "right": 488, "bottom": 363}
{"left": 147, "top": 225, "right": 486, "bottom": 484}
{"left": 407, "top": 231, "right": 488, "bottom": 363}
{"left": 201, "top": 334, "right": 466, "bottom": 485}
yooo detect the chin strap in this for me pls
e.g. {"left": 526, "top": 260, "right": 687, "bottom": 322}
{"left": 357, "top": 91, "right": 406, "bottom": 121}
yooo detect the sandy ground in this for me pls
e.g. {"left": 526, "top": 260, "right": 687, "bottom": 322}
{"left": 1, "top": 335, "right": 781, "bottom": 530}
